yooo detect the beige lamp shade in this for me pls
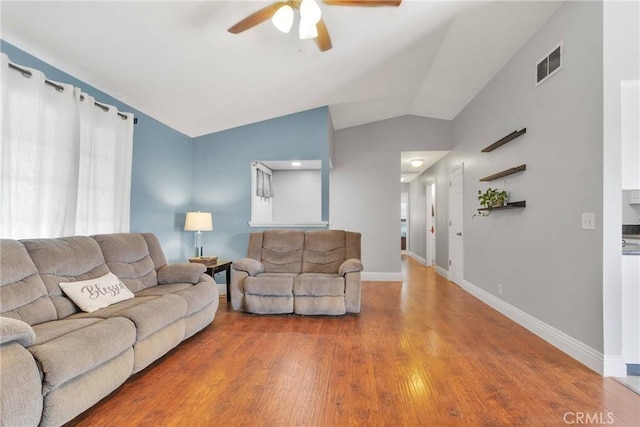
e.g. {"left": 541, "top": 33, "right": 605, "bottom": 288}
{"left": 184, "top": 212, "right": 213, "bottom": 231}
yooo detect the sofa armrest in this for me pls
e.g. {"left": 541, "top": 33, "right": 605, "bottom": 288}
{"left": 233, "top": 258, "right": 264, "bottom": 276}
{"left": 157, "top": 263, "right": 207, "bottom": 285}
{"left": 0, "top": 317, "right": 35, "bottom": 347}
{"left": 339, "top": 258, "right": 364, "bottom": 276}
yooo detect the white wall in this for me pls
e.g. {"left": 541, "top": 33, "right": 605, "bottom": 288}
{"left": 271, "top": 170, "right": 321, "bottom": 222}
{"left": 331, "top": 115, "right": 452, "bottom": 279}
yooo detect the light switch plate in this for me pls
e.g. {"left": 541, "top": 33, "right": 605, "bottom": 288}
{"left": 581, "top": 212, "right": 595, "bottom": 230}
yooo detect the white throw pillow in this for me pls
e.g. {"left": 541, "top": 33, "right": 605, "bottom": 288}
{"left": 59, "top": 272, "right": 134, "bottom": 313}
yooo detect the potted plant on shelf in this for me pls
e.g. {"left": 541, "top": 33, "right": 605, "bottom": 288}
{"left": 478, "top": 187, "right": 508, "bottom": 209}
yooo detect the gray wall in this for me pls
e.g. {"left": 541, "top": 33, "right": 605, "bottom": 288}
{"left": 411, "top": 1, "right": 604, "bottom": 351}
{"left": 409, "top": 157, "right": 451, "bottom": 270}
{"left": 331, "top": 115, "right": 451, "bottom": 276}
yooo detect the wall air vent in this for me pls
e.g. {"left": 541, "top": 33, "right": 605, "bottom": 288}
{"left": 536, "top": 42, "right": 563, "bottom": 86}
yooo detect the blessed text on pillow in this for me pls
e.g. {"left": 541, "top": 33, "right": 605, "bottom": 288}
{"left": 59, "top": 272, "right": 134, "bottom": 313}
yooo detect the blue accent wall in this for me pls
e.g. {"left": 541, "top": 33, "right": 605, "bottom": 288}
{"left": 1, "top": 41, "right": 194, "bottom": 262}
{"left": 192, "top": 107, "right": 331, "bottom": 262}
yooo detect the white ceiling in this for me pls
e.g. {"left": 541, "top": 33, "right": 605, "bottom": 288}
{"left": 0, "top": 1, "right": 563, "bottom": 138}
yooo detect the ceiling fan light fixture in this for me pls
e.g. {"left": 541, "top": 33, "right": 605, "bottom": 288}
{"left": 299, "top": 17, "right": 318, "bottom": 40}
{"left": 272, "top": 5, "right": 294, "bottom": 33}
{"left": 300, "top": 0, "right": 322, "bottom": 24}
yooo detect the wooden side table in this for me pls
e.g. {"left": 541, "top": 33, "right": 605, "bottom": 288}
{"left": 206, "top": 260, "right": 232, "bottom": 302}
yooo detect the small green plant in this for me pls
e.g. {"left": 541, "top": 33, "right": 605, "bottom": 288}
{"left": 478, "top": 187, "right": 508, "bottom": 209}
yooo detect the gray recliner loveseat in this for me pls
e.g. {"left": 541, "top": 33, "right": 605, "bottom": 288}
{"left": 0, "top": 233, "right": 219, "bottom": 426}
{"left": 231, "top": 229, "right": 363, "bottom": 315}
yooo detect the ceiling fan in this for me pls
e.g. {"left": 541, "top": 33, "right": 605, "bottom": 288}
{"left": 228, "top": 0, "right": 402, "bottom": 52}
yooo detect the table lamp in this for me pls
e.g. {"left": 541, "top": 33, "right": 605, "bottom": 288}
{"left": 184, "top": 211, "right": 213, "bottom": 257}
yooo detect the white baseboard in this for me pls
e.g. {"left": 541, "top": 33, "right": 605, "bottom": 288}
{"left": 362, "top": 272, "right": 403, "bottom": 281}
{"left": 217, "top": 284, "right": 226, "bottom": 295}
{"left": 459, "top": 278, "right": 615, "bottom": 376}
{"left": 407, "top": 251, "right": 426, "bottom": 265}
{"left": 435, "top": 265, "right": 450, "bottom": 280}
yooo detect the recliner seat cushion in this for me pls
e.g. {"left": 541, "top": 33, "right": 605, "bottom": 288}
{"left": 135, "top": 282, "right": 217, "bottom": 316}
{"left": 69, "top": 295, "right": 187, "bottom": 341}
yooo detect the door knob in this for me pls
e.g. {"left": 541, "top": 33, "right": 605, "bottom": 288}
{"left": 456, "top": 232, "right": 462, "bottom": 236}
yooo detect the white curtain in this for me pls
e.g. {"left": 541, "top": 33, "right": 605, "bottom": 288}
{"left": 1, "top": 54, "right": 134, "bottom": 239}
{"left": 256, "top": 168, "right": 274, "bottom": 199}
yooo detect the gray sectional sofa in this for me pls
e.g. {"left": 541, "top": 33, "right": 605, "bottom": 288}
{"left": 0, "top": 233, "right": 219, "bottom": 427}
{"left": 231, "top": 229, "right": 363, "bottom": 315}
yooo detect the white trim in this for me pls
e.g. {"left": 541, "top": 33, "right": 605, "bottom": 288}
{"left": 603, "top": 355, "right": 628, "bottom": 377}
{"left": 458, "top": 278, "right": 618, "bottom": 376}
{"left": 248, "top": 221, "right": 328, "bottom": 228}
{"left": 407, "top": 251, "right": 426, "bottom": 265}
{"left": 435, "top": 265, "right": 450, "bottom": 280}
{"left": 362, "top": 272, "right": 402, "bottom": 281}
{"left": 217, "top": 284, "right": 226, "bottom": 296}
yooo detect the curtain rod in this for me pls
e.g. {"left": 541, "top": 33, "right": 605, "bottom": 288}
{"left": 8, "top": 62, "right": 129, "bottom": 121}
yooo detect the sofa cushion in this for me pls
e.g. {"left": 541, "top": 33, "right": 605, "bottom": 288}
{"left": 260, "top": 230, "right": 304, "bottom": 273}
{"left": 59, "top": 272, "right": 134, "bottom": 313}
{"left": 69, "top": 295, "right": 187, "bottom": 341}
{"left": 92, "top": 233, "right": 158, "bottom": 293}
{"left": 294, "top": 273, "right": 344, "bottom": 297}
{"left": 21, "top": 236, "right": 111, "bottom": 319}
{"left": 302, "top": 230, "right": 347, "bottom": 274}
{"left": 245, "top": 275, "right": 294, "bottom": 297}
{"left": 135, "top": 281, "right": 217, "bottom": 316}
{"left": 29, "top": 317, "right": 136, "bottom": 394}
{"left": 0, "top": 239, "right": 57, "bottom": 325}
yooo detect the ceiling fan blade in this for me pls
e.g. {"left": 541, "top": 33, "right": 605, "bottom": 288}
{"left": 322, "top": 0, "right": 401, "bottom": 6}
{"left": 228, "top": 2, "right": 287, "bottom": 34}
{"left": 315, "top": 19, "right": 332, "bottom": 52}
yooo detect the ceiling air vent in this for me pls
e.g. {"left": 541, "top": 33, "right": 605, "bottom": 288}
{"left": 536, "top": 42, "right": 563, "bottom": 86}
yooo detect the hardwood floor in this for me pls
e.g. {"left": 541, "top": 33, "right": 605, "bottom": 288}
{"left": 68, "top": 256, "right": 639, "bottom": 426}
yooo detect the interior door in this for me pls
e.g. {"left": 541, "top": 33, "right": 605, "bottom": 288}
{"left": 449, "top": 164, "right": 464, "bottom": 284}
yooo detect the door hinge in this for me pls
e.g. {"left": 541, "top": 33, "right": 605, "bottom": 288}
{"left": 449, "top": 260, "right": 452, "bottom": 266}
{"left": 449, "top": 181, "right": 452, "bottom": 187}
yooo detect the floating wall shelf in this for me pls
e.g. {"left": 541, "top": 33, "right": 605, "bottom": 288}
{"left": 480, "top": 164, "right": 527, "bottom": 182}
{"left": 482, "top": 128, "right": 527, "bottom": 152}
{"left": 477, "top": 201, "right": 526, "bottom": 212}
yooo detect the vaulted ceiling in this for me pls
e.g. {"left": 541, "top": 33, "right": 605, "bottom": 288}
{"left": 1, "top": 1, "right": 563, "bottom": 137}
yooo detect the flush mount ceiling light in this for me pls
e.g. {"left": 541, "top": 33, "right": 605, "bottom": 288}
{"left": 410, "top": 159, "right": 424, "bottom": 168}
{"left": 291, "top": 161, "right": 302, "bottom": 167}
{"left": 228, "top": 0, "right": 402, "bottom": 52}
